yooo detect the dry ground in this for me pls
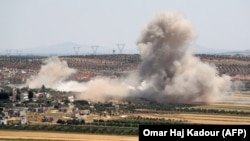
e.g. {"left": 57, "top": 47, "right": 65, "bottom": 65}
{"left": 131, "top": 113, "right": 250, "bottom": 125}
{"left": 193, "top": 92, "right": 250, "bottom": 111}
{"left": 131, "top": 92, "right": 250, "bottom": 125}
{"left": 0, "top": 130, "right": 137, "bottom": 141}
{"left": 1, "top": 92, "right": 249, "bottom": 140}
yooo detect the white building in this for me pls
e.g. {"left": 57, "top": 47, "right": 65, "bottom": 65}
{"left": 0, "top": 116, "right": 7, "bottom": 125}
{"left": 68, "top": 96, "right": 74, "bottom": 103}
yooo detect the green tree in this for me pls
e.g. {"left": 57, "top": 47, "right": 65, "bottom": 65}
{"left": 63, "top": 99, "right": 70, "bottom": 104}
{"left": 41, "top": 85, "right": 46, "bottom": 92}
{"left": 28, "top": 90, "right": 34, "bottom": 100}
{"left": 57, "top": 119, "right": 65, "bottom": 124}
{"left": 16, "top": 94, "right": 21, "bottom": 101}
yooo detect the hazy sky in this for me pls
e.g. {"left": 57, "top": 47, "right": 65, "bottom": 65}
{"left": 0, "top": 0, "right": 249, "bottom": 55}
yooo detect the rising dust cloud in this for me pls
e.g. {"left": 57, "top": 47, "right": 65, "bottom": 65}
{"left": 26, "top": 12, "right": 232, "bottom": 104}
{"left": 26, "top": 57, "right": 76, "bottom": 88}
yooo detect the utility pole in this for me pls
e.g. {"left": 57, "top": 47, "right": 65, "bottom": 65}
{"left": 117, "top": 44, "right": 125, "bottom": 54}
{"left": 16, "top": 50, "right": 22, "bottom": 56}
{"left": 73, "top": 47, "right": 80, "bottom": 56}
{"left": 91, "top": 46, "right": 99, "bottom": 55}
{"left": 6, "top": 49, "right": 11, "bottom": 57}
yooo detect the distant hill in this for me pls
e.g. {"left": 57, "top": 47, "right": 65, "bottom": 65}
{"left": 217, "top": 50, "right": 250, "bottom": 56}
{"left": 1, "top": 42, "right": 248, "bottom": 56}
{"left": 22, "top": 42, "right": 135, "bottom": 56}
{"left": 24, "top": 42, "right": 86, "bottom": 56}
{"left": 192, "top": 44, "right": 250, "bottom": 56}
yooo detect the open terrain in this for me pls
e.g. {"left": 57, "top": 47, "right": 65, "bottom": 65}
{"left": 0, "top": 54, "right": 250, "bottom": 140}
{"left": 1, "top": 92, "right": 250, "bottom": 140}
{"left": 132, "top": 113, "right": 250, "bottom": 125}
{"left": 0, "top": 130, "right": 137, "bottom": 141}
{"left": 131, "top": 91, "right": 250, "bottom": 125}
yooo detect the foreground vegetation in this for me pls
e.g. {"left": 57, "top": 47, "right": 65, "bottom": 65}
{"left": 0, "top": 116, "right": 188, "bottom": 135}
{"left": 90, "top": 96, "right": 250, "bottom": 116}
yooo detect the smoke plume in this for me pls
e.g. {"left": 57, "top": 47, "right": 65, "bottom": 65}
{"left": 77, "top": 77, "right": 131, "bottom": 102}
{"left": 25, "top": 57, "right": 87, "bottom": 92}
{"left": 135, "top": 12, "right": 231, "bottom": 103}
{"left": 25, "top": 57, "right": 129, "bottom": 102}
{"left": 25, "top": 12, "right": 232, "bottom": 104}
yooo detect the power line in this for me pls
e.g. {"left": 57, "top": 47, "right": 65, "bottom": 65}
{"left": 6, "top": 49, "right": 11, "bottom": 57}
{"left": 117, "top": 43, "right": 125, "bottom": 54}
{"left": 16, "top": 50, "right": 22, "bottom": 56}
{"left": 91, "top": 45, "right": 99, "bottom": 55}
{"left": 73, "top": 47, "right": 80, "bottom": 55}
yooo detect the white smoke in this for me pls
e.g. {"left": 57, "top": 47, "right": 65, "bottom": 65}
{"left": 77, "top": 77, "right": 131, "bottom": 102}
{"left": 25, "top": 57, "right": 86, "bottom": 92}
{"left": 25, "top": 56, "right": 130, "bottom": 102}
{"left": 25, "top": 12, "right": 232, "bottom": 104}
{"left": 26, "top": 57, "right": 75, "bottom": 88}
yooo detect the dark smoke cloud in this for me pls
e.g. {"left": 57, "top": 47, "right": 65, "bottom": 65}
{"left": 135, "top": 12, "right": 231, "bottom": 103}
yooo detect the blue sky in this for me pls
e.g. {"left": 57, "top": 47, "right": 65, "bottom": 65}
{"left": 0, "top": 0, "right": 249, "bottom": 55}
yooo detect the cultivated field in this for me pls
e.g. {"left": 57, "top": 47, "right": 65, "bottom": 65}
{"left": 1, "top": 55, "right": 249, "bottom": 140}
{"left": 2, "top": 92, "right": 249, "bottom": 141}
{"left": 131, "top": 91, "right": 250, "bottom": 125}
{"left": 132, "top": 113, "right": 250, "bottom": 125}
{"left": 0, "top": 130, "right": 137, "bottom": 141}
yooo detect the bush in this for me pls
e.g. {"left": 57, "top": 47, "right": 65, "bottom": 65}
{"left": 57, "top": 119, "right": 66, "bottom": 124}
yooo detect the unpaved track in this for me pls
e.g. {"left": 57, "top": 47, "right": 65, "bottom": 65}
{"left": 0, "top": 130, "right": 137, "bottom": 141}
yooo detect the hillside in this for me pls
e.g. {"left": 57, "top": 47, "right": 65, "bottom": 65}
{"left": 0, "top": 54, "right": 249, "bottom": 86}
